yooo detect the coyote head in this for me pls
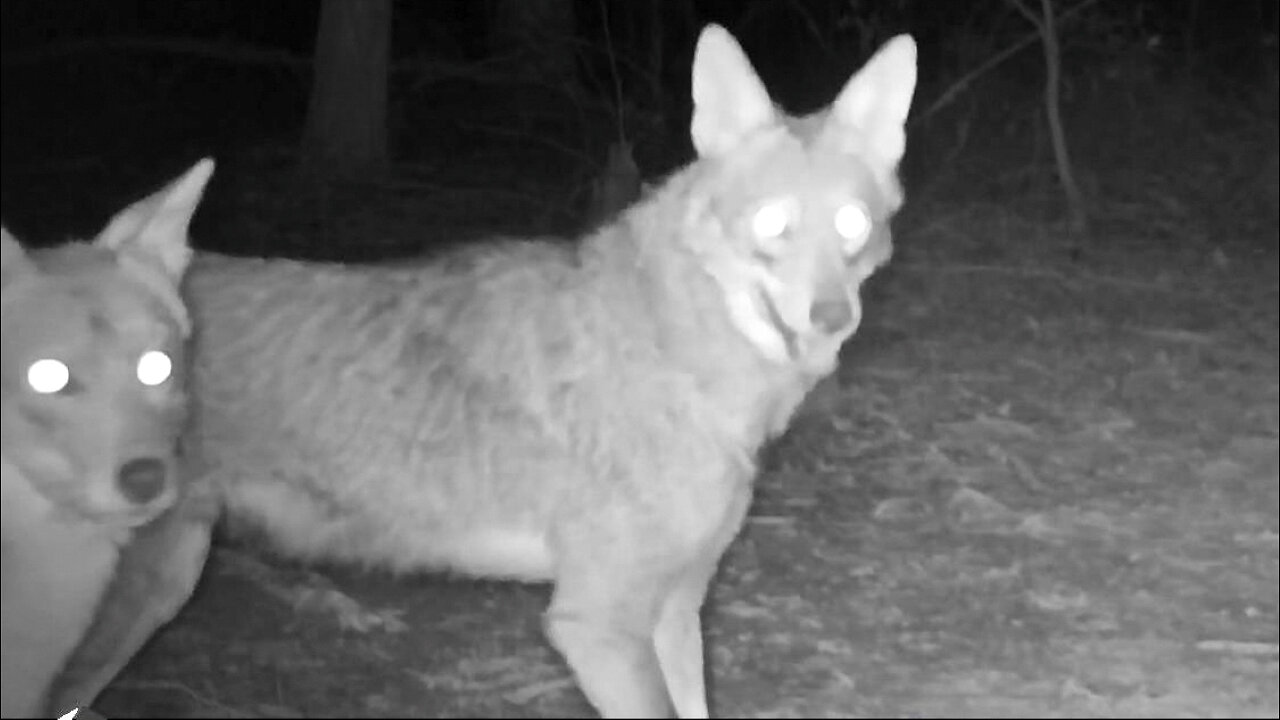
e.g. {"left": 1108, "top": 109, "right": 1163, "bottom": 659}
{"left": 1, "top": 159, "right": 214, "bottom": 526}
{"left": 681, "top": 26, "right": 917, "bottom": 372}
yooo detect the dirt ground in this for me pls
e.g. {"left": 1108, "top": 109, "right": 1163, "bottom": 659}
{"left": 3, "top": 37, "right": 1277, "bottom": 720}
{"left": 93, "top": 187, "right": 1279, "bottom": 718}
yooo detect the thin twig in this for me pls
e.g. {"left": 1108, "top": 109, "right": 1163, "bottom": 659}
{"left": 912, "top": 0, "right": 1104, "bottom": 126}
{"left": 1006, "top": 0, "right": 1043, "bottom": 29}
{"left": 1022, "top": 0, "right": 1091, "bottom": 235}
{"left": 781, "top": 0, "right": 837, "bottom": 60}
{"left": 596, "top": 0, "right": 628, "bottom": 145}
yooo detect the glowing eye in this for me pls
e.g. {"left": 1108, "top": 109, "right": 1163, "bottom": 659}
{"left": 27, "top": 358, "right": 70, "bottom": 394}
{"left": 136, "top": 350, "right": 172, "bottom": 386}
{"left": 752, "top": 202, "right": 791, "bottom": 240}
{"left": 834, "top": 202, "right": 872, "bottom": 253}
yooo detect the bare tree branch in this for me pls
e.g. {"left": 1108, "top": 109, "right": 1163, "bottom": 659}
{"left": 913, "top": 0, "right": 1103, "bottom": 127}
{"left": 1006, "top": 0, "right": 1043, "bottom": 31}
{"left": 1005, "top": 0, "right": 1091, "bottom": 235}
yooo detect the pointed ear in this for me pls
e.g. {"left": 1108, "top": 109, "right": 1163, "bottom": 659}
{"left": 95, "top": 158, "right": 216, "bottom": 282}
{"left": 2, "top": 225, "right": 38, "bottom": 290}
{"left": 828, "top": 34, "right": 918, "bottom": 171}
{"left": 690, "top": 24, "right": 778, "bottom": 159}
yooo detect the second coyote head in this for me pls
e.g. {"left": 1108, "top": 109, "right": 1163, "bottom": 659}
{"left": 1, "top": 160, "right": 214, "bottom": 526}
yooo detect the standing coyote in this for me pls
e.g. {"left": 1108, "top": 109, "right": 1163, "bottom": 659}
{"left": 184, "top": 24, "right": 916, "bottom": 718}
{"left": 1, "top": 159, "right": 214, "bottom": 717}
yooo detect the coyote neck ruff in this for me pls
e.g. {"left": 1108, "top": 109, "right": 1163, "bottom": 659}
{"left": 189, "top": 24, "right": 916, "bottom": 720}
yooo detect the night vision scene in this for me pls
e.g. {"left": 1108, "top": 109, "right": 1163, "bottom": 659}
{"left": 1, "top": 1, "right": 1276, "bottom": 717}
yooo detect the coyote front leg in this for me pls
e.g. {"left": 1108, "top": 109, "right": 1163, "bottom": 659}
{"left": 47, "top": 493, "right": 216, "bottom": 714}
{"left": 654, "top": 566, "right": 718, "bottom": 719}
{"left": 545, "top": 557, "right": 677, "bottom": 718}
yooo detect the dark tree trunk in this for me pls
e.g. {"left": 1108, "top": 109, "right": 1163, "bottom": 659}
{"left": 302, "top": 0, "right": 392, "bottom": 176}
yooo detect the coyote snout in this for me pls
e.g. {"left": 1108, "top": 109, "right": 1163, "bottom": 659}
{"left": 809, "top": 289, "right": 855, "bottom": 336}
{"left": 116, "top": 456, "right": 170, "bottom": 504}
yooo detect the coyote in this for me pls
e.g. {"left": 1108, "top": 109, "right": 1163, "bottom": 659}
{"left": 0, "top": 159, "right": 214, "bottom": 718}
{"left": 183, "top": 24, "right": 915, "bottom": 718}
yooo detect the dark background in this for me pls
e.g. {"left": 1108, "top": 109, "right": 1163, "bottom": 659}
{"left": 2, "top": 2, "right": 1276, "bottom": 718}
{"left": 3, "top": 0, "right": 1276, "bottom": 259}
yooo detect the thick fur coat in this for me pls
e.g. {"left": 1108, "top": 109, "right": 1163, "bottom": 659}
{"left": 184, "top": 25, "right": 916, "bottom": 718}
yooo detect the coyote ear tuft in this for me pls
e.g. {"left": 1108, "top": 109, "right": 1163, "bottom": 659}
{"left": 690, "top": 24, "right": 777, "bottom": 159}
{"left": 828, "top": 34, "right": 918, "bottom": 170}
{"left": 2, "top": 225, "right": 37, "bottom": 289}
{"left": 95, "top": 158, "right": 216, "bottom": 282}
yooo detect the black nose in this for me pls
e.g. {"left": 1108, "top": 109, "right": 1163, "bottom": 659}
{"left": 809, "top": 297, "right": 854, "bottom": 334}
{"left": 117, "top": 457, "right": 168, "bottom": 504}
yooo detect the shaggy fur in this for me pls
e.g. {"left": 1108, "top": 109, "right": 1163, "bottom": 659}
{"left": 0, "top": 159, "right": 214, "bottom": 717}
{"left": 187, "top": 25, "right": 916, "bottom": 719}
